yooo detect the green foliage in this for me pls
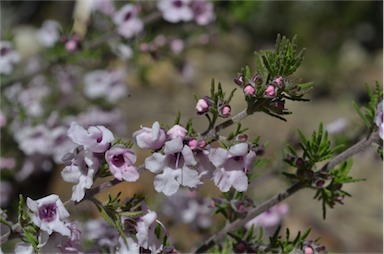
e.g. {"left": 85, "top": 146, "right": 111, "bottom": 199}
{"left": 297, "top": 123, "right": 343, "bottom": 165}
{"left": 352, "top": 82, "right": 383, "bottom": 130}
{"left": 17, "top": 195, "right": 39, "bottom": 253}
{"left": 269, "top": 227, "right": 312, "bottom": 253}
{"left": 256, "top": 34, "right": 306, "bottom": 79}
{"left": 313, "top": 160, "right": 364, "bottom": 219}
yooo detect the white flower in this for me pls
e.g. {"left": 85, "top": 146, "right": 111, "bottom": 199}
{"left": 36, "top": 20, "right": 61, "bottom": 48}
{"left": 208, "top": 143, "right": 256, "bottom": 192}
{"left": 83, "top": 69, "right": 128, "bottom": 103}
{"left": 67, "top": 122, "right": 114, "bottom": 153}
{"left": 136, "top": 210, "right": 162, "bottom": 253}
{"left": 157, "top": 0, "right": 193, "bottom": 23}
{"left": 61, "top": 147, "right": 100, "bottom": 202}
{"left": 27, "top": 194, "right": 71, "bottom": 236}
{"left": 113, "top": 4, "right": 143, "bottom": 38}
{"left": 0, "top": 41, "right": 20, "bottom": 75}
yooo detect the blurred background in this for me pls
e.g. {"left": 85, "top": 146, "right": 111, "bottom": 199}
{"left": 1, "top": 1, "right": 383, "bottom": 253}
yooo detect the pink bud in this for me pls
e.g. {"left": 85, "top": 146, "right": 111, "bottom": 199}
{"left": 196, "top": 98, "right": 209, "bottom": 114}
{"left": 65, "top": 40, "right": 77, "bottom": 53}
{"left": 273, "top": 76, "right": 284, "bottom": 87}
{"left": 243, "top": 84, "right": 255, "bottom": 95}
{"left": 219, "top": 104, "right": 231, "bottom": 118}
{"left": 188, "top": 138, "right": 198, "bottom": 150}
{"left": 198, "top": 140, "right": 206, "bottom": 148}
{"left": 167, "top": 125, "right": 187, "bottom": 140}
{"left": 234, "top": 75, "right": 243, "bottom": 86}
{"left": 304, "top": 246, "right": 314, "bottom": 254}
{"left": 265, "top": 85, "right": 275, "bottom": 97}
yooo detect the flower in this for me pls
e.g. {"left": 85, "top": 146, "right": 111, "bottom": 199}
{"left": 136, "top": 210, "right": 162, "bottom": 253}
{"left": 190, "top": 0, "right": 215, "bottom": 25}
{"left": 67, "top": 122, "right": 114, "bottom": 153}
{"left": 105, "top": 145, "right": 139, "bottom": 182}
{"left": 145, "top": 138, "right": 200, "bottom": 196}
{"left": 375, "top": 100, "right": 383, "bottom": 139}
{"left": 157, "top": 0, "right": 194, "bottom": 23}
{"left": 167, "top": 124, "right": 188, "bottom": 140}
{"left": 208, "top": 142, "right": 256, "bottom": 192}
{"left": 132, "top": 121, "right": 166, "bottom": 150}
{"left": 113, "top": 4, "right": 143, "bottom": 38}
{"left": 36, "top": 20, "right": 61, "bottom": 48}
{"left": 0, "top": 41, "right": 20, "bottom": 75}
{"left": 27, "top": 194, "right": 71, "bottom": 236}
{"left": 245, "top": 203, "right": 289, "bottom": 234}
{"left": 61, "top": 147, "right": 100, "bottom": 202}
{"left": 83, "top": 69, "right": 128, "bottom": 103}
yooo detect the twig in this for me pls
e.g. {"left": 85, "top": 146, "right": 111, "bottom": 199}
{"left": 193, "top": 131, "right": 380, "bottom": 253}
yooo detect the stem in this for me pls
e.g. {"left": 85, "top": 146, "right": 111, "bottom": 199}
{"left": 203, "top": 108, "right": 249, "bottom": 140}
{"left": 193, "top": 131, "right": 380, "bottom": 253}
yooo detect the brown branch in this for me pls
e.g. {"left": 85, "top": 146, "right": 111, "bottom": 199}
{"left": 193, "top": 131, "right": 380, "bottom": 253}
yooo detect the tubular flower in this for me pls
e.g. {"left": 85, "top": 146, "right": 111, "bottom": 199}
{"left": 208, "top": 143, "right": 256, "bottom": 192}
{"left": 132, "top": 121, "right": 166, "bottom": 150}
{"left": 67, "top": 122, "right": 114, "bottom": 153}
{"left": 27, "top": 194, "right": 71, "bottom": 236}
{"left": 105, "top": 144, "right": 139, "bottom": 182}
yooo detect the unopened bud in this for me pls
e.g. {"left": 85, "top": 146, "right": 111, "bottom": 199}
{"left": 273, "top": 76, "right": 284, "bottom": 87}
{"left": 219, "top": 104, "right": 231, "bottom": 118}
{"left": 234, "top": 75, "right": 243, "bottom": 86}
{"left": 265, "top": 85, "right": 275, "bottom": 97}
{"left": 243, "top": 84, "right": 255, "bottom": 96}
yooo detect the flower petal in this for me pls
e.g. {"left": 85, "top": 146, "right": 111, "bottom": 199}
{"left": 153, "top": 168, "right": 180, "bottom": 196}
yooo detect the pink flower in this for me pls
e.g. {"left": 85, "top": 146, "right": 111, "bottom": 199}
{"left": 157, "top": 0, "right": 194, "bottom": 23}
{"left": 265, "top": 85, "right": 275, "bottom": 97}
{"left": 113, "top": 4, "right": 143, "bottom": 38}
{"left": 105, "top": 145, "right": 139, "bottom": 182}
{"left": 27, "top": 194, "right": 71, "bottom": 236}
{"left": 132, "top": 121, "right": 166, "bottom": 150}
{"left": 67, "top": 122, "right": 114, "bottom": 153}
{"left": 208, "top": 143, "right": 256, "bottom": 192}
{"left": 167, "top": 124, "right": 188, "bottom": 140}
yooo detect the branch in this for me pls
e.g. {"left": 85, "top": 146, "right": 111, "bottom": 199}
{"left": 193, "top": 131, "right": 380, "bottom": 253}
{"left": 203, "top": 108, "right": 249, "bottom": 140}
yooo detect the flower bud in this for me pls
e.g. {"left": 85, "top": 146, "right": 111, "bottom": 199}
{"left": 219, "top": 104, "right": 231, "bottom": 118}
{"left": 265, "top": 85, "right": 275, "bottom": 97}
{"left": 234, "top": 75, "right": 243, "bottom": 86}
{"left": 188, "top": 138, "right": 199, "bottom": 150}
{"left": 234, "top": 241, "right": 247, "bottom": 253}
{"left": 236, "top": 134, "right": 248, "bottom": 142}
{"left": 167, "top": 124, "right": 187, "bottom": 140}
{"left": 195, "top": 96, "right": 212, "bottom": 115}
{"left": 243, "top": 84, "right": 255, "bottom": 96}
{"left": 65, "top": 40, "right": 78, "bottom": 53}
{"left": 273, "top": 76, "right": 284, "bottom": 87}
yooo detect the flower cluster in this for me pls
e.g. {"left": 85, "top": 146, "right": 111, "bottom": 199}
{"left": 133, "top": 121, "right": 257, "bottom": 195}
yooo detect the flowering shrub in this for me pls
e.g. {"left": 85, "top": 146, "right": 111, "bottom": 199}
{"left": 0, "top": 1, "right": 383, "bottom": 253}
